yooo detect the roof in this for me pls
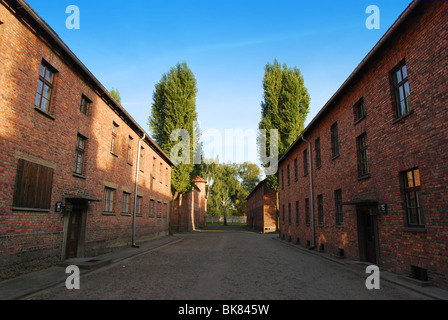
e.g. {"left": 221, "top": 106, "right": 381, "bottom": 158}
{"left": 279, "top": 0, "right": 422, "bottom": 166}
{"left": 2, "top": 0, "right": 174, "bottom": 167}
{"left": 246, "top": 179, "right": 267, "bottom": 201}
{"left": 193, "top": 176, "right": 207, "bottom": 183}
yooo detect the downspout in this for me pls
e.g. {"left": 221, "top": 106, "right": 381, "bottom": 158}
{"left": 301, "top": 135, "right": 316, "bottom": 250}
{"left": 132, "top": 133, "right": 146, "bottom": 248}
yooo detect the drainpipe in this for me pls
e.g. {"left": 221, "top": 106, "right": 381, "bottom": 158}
{"left": 132, "top": 133, "right": 146, "bottom": 248}
{"left": 301, "top": 135, "right": 316, "bottom": 250}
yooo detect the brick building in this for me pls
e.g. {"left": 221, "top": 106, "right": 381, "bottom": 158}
{"left": 278, "top": 0, "right": 448, "bottom": 289}
{"left": 246, "top": 179, "right": 277, "bottom": 233}
{"left": 171, "top": 176, "right": 207, "bottom": 232}
{"left": 0, "top": 0, "right": 174, "bottom": 279}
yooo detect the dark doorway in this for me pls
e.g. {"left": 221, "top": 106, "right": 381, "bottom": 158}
{"left": 65, "top": 208, "right": 83, "bottom": 259}
{"left": 357, "top": 207, "right": 378, "bottom": 264}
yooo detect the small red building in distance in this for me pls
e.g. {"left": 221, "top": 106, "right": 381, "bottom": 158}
{"left": 171, "top": 177, "right": 207, "bottom": 232}
{"left": 247, "top": 179, "right": 277, "bottom": 233}
{"left": 278, "top": 0, "right": 448, "bottom": 289}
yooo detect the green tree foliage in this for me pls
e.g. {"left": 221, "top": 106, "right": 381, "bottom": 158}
{"left": 110, "top": 87, "right": 122, "bottom": 105}
{"left": 213, "top": 163, "right": 238, "bottom": 225}
{"left": 234, "top": 162, "right": 262, "bottom": 217}
{"left": 201, "top": 160, "right": 261, "bottom": 221}
{"left": 258, "top": 59, "right": 310, "bottom": 228}
{"left": 149, "top": 62, "right": 199, "bottom": 232}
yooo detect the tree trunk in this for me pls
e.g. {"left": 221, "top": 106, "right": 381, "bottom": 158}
{"left": 223, "top": 206, "right": 227, "bottom": 226}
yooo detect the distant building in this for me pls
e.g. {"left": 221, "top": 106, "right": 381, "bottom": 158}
{"left": 0, "top": 0, "right": 173, "bottom": 279}
{"left": 171, "top": 177, "right": 207, "bottom": 232}
{"left": 278, "top": 0, "right": 448, "bottom": 289}
{"left": 246, "top": 180, "right": 277, "bottom": 233}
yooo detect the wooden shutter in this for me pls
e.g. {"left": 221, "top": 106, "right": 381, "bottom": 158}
{"left": 13, "top": 159, "right": 54, "bottom": 209}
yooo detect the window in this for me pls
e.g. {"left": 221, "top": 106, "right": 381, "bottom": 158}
{"left": 165, "top": 167, "right": 169, "bottom": 186}
{"left": 163, "top": 203, "right": 168, "bottom": 219}
{"left": 315, "top": 137, "right": 321, "bottom": 168}
{"left": 287, "top": 164, "right": 290, "bottom": 186}
{"left": 139, "top": 147, "right": 144, "bottom": 171}
{"left": 104, "top": 187, "right": 115, "bottom": 212}
{"left": 122, "top": 192, "right": 131, "bottom": 214}
{"left": 160, "top": 163, "right": 163, "bottom": 183}
{"left": 331, "top": 122, "right": 340, "bottom": 158}
{"left": 288, "top": 203, "right": 292, "bottom": 225}
{"left": 35, "top": 61, "right": 56, "bottom": 113}
{"left": 80, "top": 95, "right": 91, "bottom": 115}
{"left": 152, "top": 157, "right": 156, "bottom": 178}
{"left": 317, "top": 195, "right": 324, "bottom": 225}
{"left": 335, "top": 189, "right": 343, "bottom": 225}
{"left": 392, "top": 62, "right": 412, "bottom": 118}
{"left": 303, "top": 149, "right": 308, "bottom": 176}
{"left": 294, "top": 158, "right": 298, "bottom": 181}
{"left": 295, "top": 201, "right": 300, "bottom": 226}
{"left": 149, "top": 199, "right": 155, "bottom": 217}
{"left": 357, "top": 133, "right": 370, "bottom": 178}
{"left": 74, "top": 134, "right": 87, "bottom": 175}
{"left": 354, "top": 98, "right": 366, "bottom": 123}
{"left": 282, "top": 204, "right": 285, "bottom": 222}
{"left": 13, "top": 159, "right": 54, "bottom": 210}
{"left": 136, "top": 196, "right": 143, "bottom": 215}
{"left": 127, "top": 136, "right": 134, "bottom": 165}
{"left": 111, "top": 122, "right": 119, "bottom": 155}
{"left": 157, "top": 201, "right": 162, "bottom": 218}
{"left": 281, "top": 169, "right": 284, "bottom": 190}
{"left": 305, "top": 198, "right": 310, "bottom": 226}
{"left": 402, "top": 169, "right": 424, "bottom": 226}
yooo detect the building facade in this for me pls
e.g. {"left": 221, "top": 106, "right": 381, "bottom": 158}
{"left": 171, "top": 177, "right": 207, "bottom": 232}
{"left": 278, "top": 0, "right": 448, "bottom": 289}
{"left": 246, "top": 179, "right": 277, "bottom": 233}
{"left": 0, "top": 0, "right": 173, "bottom": 279}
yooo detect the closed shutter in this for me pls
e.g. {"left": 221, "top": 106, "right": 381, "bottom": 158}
{"left": 13, "top": 159, "right": 54, "bottom": 209}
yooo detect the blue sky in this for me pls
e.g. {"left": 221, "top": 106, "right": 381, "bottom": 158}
{"left": 27, "top": 0, "right": 413, "bottom": 165}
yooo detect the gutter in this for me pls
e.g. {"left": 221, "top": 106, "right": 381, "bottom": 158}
{"left": 132, "top": 133, "right": 146, "bottom": 248}
{"left": 301, "top": 136, "right": 316, "bottom": 250}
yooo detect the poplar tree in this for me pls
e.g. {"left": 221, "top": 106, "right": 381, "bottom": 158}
{"left": 149, "top": 61, "right": 199, "bottom": 233}
{"left": 211, "top": 163, "right": 239, "bottom": 226}
{"left": 110, "top": 87, "right": 122, "bottom": 105}
{"left": 258, "top": 59, "right": 310, "bottom": 229}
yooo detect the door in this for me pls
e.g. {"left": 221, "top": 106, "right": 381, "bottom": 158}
{"left": 357, "top": 208, "right": 378, "bottom": 264}
{"left": 66, "top": 209, "right": 82, "bottom": 259}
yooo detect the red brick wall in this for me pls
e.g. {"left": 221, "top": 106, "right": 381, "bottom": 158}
{"left": 247, "top": 181, "right": 277, "bottom": 233}
{"left": 0, "top": 2, "right": 172, "bottom": 278}
{"left": 279, "top": 1, "right": 448, "bottom": 289}
{"left": 171, "top": 179, "right": 207, "bottom": 232}
{"left": 247, "top": 184, "right": 264, "bottom": 231}
{"left": 195, "top": 181, "right": 207, "bottom": 229}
